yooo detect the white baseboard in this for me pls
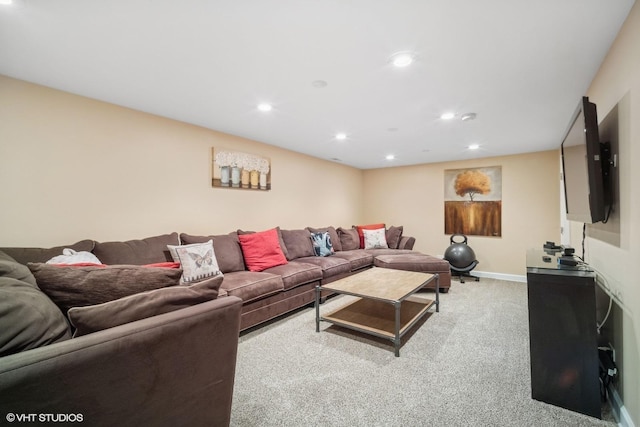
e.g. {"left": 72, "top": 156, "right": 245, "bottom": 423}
{"left": 470, "top": 270, "right": 527, "bottom": 283}
{"left": 609, "top": 384, "right": 635, "bottom": 427}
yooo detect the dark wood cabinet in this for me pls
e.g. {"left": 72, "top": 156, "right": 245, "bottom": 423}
{"left": 526, "top": 249, "right": 601, "bottom": 419}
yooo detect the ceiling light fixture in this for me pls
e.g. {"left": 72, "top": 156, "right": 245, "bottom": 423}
{"left": 468, "top": 144, "right": 480, "bottom": 150}
{"left": 390, "top": 52, "right": 415, "bottom": 68}
{"left": 257, "top": 103, "right": 273, "bottom": 112}
{"left": 386, "top": 154, "right": 395, "bottom": 160}
{"left": 440, "top": 112, "right": 455, "bottom": 120}
{"left": 461, "top": 113, "right": 477, "bottom": 121}
{"left": 335, "top": 133, "right": 347, "bottom": 140}
{"left": 0, "top": 0, "right": 13, "bottom": 5}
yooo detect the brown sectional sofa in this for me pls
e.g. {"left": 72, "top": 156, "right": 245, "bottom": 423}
{"left": 0, "top": 224, "right": 450, "bottom": 423}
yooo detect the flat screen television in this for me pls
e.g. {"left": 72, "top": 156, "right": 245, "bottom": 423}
{"left": 561, "top": 96, "right": 608, "bottom": 223}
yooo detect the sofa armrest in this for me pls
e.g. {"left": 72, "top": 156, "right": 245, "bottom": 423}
{"left": 0, "top": 296, "right": 242, "bottom": 427}
{"left": 397, "top": 236, "right": 416, "bottom": 250}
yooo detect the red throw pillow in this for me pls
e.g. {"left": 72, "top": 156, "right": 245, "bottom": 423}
{"left": 355, "top": 223, "right": 386, "bottom": 249}
{"left": 238, "top": 228, "right": 288, "bottom": 272}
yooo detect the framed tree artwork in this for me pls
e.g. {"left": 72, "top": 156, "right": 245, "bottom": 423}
{"left": 444, "top": 166, "right": 502, "bottom": 237}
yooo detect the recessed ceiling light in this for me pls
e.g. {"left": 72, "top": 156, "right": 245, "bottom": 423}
{"left": 335, "top": 133, "right": 347, "bottom": 140}
{"left": 257, "top": 103, "right": 273, "bottom": 112}
{"left": 461, "top": 113, "right": 477, "bottom": 121}
{"left": 390, "top": 52, "right": 415, "bottom": 68}
{"left": 0, "top": 0, "right": 13, "bottom": 5}
{"left": 441, "top": 112, "right": 455, "bottom": 120}
{"left": 468, "top": 144, "right": 480, "bottom": 150}
{"left": 312, "top": 80, "right": 328, "bottom": 88}
{"left": 386, "top": 154, "right": 395, "bottom": 161}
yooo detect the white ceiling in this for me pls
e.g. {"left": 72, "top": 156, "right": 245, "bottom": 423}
{"left": 0, "top": 0, "right": 635, "bottom": 169}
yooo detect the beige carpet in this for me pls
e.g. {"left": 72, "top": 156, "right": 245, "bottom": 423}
{"left": 231, "top": 278, "right": 614, "bottom": 426}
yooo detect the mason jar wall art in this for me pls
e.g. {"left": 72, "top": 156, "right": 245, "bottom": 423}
{"left": 212, "top": 147, "right": 271, "bottom": 191}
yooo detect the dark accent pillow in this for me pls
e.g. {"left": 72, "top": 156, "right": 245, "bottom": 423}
{"left": 92, "top": 233, "right": 179, "bottom": 265}
{"left": 27, "top": 263, "right": 183, "bottom": 313}
{"left": 337, "top": 227, "right": 359, "bottom": 251}
{"left": 310, "top": 232, "right": 334, "bottom": 257}
{"left": 280, "top": 229, "right": 316, "bottom": 260}
{"left": 180, "top": 232, "right": 245, "bottom": 273}
{"left": 0, "top": 250, "right": 37, "bottom": 286}
{"left": 68, "top": 275, "right": 224, "bottom": 337}
{"left": 307, "top": 226, "right": 342, "bottom": 252}
{"left": 0, "top": 240, "right": 95, "bottom": 265}
{"left": 385, "top": 226, "right": 404, "bottom": 249}
{"left": 0, "top": 276, "right": 72, "bottom": 357}
{"left": 237, "top": 228, "right": 288, "bottom": 272}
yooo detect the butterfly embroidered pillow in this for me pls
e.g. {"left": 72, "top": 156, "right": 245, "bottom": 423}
{"left": 167, "top": 240, "right": 222, "bottom": 283}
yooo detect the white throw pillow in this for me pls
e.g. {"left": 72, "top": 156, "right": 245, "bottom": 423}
{"left": 46, "top": 248, "right": 102, "bottom": 265}
{"left": 362, "top": 228, "right": 389, "bottom": 249}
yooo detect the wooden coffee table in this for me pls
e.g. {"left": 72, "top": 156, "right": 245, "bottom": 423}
{"left": 315, "top": 267, "right": 439, "bottom": 357}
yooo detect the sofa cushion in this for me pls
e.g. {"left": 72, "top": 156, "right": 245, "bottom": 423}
{"left": 332, "top": 250, "right": 374, "bottom": 271}
{"left": 67, "top": 274, "right": 224, "bottom": 337}
{"left": 168, "top": 240, "right": 222, "bottom": 283}
{"left": 281, "top": 229, "right": 315, "bottom": 260}
{"left": 385, "top": 225, "right": 404, "bottom": 249}
{"left": 0, "top": 276, "right": 72, "bottom": 357}
{"left": 0, "top": 250, "right": 37, "bottom": 286}
{"left": 354, "top": 223, "right": 386, "bottom": 249}
{"left": 373, "top": 254, "right": 451, "bottom": 273}
{"left": 307, "top": 226, "right": 342, "bottom": 252}
{"left": 294, "top": 256, "right": 352, "bottom": 279}
{"left": 0, "top": 240, "right": 95, "bottom": 265}
{"left": 264, "top": 262, "right": 323, "bottom": 291}
{"left": 92, "top": 233, "right": 179, "bottom": 265}
{"left": 27, "top": 263, "right": 183, "bottom": 313}
{"left": 180, "top": 232, "right": 246, "bottom": 273}
{"left": 310, "top": 232, "right": 334, "bottom": 257}
{"left": 220, "top": 271, "right": 284, "bottom": 303}
{"left": 337, "top": 227, "right": 359, "bottom": 251}
{"left": 238, "top": 228, "right": 288, "bottom": 272}
{"left": 363, "top": 228, "right": 388, "bottom": 249}
{"left": 365, "top": 248, "right": 418, "bottom": 256}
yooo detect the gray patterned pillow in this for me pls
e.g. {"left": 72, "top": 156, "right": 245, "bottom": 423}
{"left": 310, "top": 232, "right": 334, "bottom": 257}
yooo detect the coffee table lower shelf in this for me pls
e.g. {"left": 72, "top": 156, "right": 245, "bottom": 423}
{"left": 319, "top": 296, "right": 435, "bottom": 356}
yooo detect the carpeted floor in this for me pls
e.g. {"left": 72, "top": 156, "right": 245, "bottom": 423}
{"left": 231, "top": 278, "right": 615, "bottom": 426}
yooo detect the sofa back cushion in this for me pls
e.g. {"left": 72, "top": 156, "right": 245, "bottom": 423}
{"left": 28, "top": 263, "right": 183, "bottom": 313}
{"left": 337, "top": 227, "right": 359, "bottom": 251}
{"left": 0, "top": 250, "right": 37, "bottom": 286}
{"left": 0, "top": 240, "right": 95, "bottom": 265}
{"left": 68, "top": 274, "right": 224, "bottom": 337}
{"left": 0, "top": 276, "right": 72, "bottom": 357}
{"left": 180, "top": 232, "right": 246, "bottom": 273}
{"left": 385, "top": 225, "right": 404, "bottom": 249}
{"left": 281, "top": 229, "right": 315, "bottom": 260}
{"left": 92, "top": 233, "right": 179, "bottom": 265}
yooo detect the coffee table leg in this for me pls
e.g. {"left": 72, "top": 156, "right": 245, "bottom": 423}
{"left": 315, "top": 285, "right": 320, "bottom": 332}
{"left": 435, "top": 273, "right": 440, "bottom": 312}
{"left": 394, "top": 301, "right": 401, "bottom": 357}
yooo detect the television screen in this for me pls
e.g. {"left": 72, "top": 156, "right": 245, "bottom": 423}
{"left": 561, "top": 97, "right": 606, "bottom": 223}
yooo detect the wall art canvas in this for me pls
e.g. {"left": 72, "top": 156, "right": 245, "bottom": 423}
{"left": 444, "top": 166, "right": 502, "bottom": 237}
{"left": 211, "top": 147, "right": 271, "bottom": 191}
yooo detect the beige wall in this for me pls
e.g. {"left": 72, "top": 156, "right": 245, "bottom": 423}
{"left": 580, "top": 2, "right": 640, "bottom": 424}
{"left": 363, "top": 151, "right": 560, "bottom": 277}
{"left": 0, "top": 76, "right": 364, "bottom": 246}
